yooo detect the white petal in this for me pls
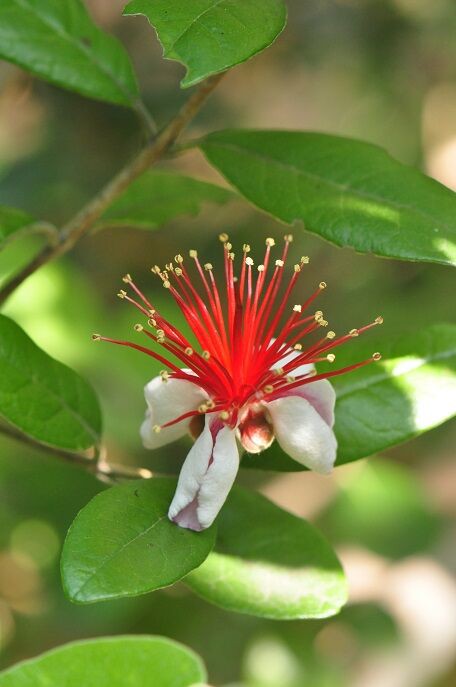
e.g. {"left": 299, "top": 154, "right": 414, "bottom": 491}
{"left": 274, "top": 346, "right": 336, "bottom": 426}
{"left": 267, "top": 395, "right": 337, "bottom": 474}
{"left": 168, "top": 420, "right": 239, "bottom": 531}
{"left": 276, "top": 345, "right": 316, "bottom": 380}
{"left": 140, "top": 374, "right": 208, "bottom": 449}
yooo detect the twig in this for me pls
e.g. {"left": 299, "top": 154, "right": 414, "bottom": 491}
{"left": 0, "top": 72, "right": 225, "bottom": 306}
{"left": 0, "top": 423, "right": 153, "bottom": 485}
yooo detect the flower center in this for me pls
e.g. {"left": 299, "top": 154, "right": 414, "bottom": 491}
{"left": 93, "top": 234, "right": 382, "bottom": 434}
{"left": 237, "top": 405, "right": 274, "bottom": 454}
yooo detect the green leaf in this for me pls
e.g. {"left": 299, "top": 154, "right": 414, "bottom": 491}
{"left": 198, "top": 130, "right": 456, "bottom": 266}
{"left": 0, "top": 315, "right": 101, "bottom": 451}
{"left": 0, "top": 206, "right": 57, "bottom": 251}
{"left": 61, "top": 477, "right": 216, "bottom": 603}
{"left": 244, "top": 324, "right": 456, "bottom": 471}
{"left": 124, "top": 0, "right": 287, "bottom": 88}
{"left": 98, "top": 171, "right": 234, "bottom": 231}
{"left": 0, "top": 636, "right": 207, "bottom": 686}
{"left": 0, "top": 0, "right": 139, "bottom": 107}
{"left": 185, "top": 487, "right": 347, "bottom": 619}
{"left": 318, "top": 460, "right": 440, "bottom": 558}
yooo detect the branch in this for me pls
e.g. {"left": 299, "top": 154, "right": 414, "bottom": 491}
{"left": 0, "top": 423, "right": 153, "bottom": 485}
{"left": 0, "top": 72, "right": 225, "bottom": 306}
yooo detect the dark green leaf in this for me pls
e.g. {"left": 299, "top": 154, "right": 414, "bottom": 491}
{"left": 61, "top": 478, "right": 216, "bottom": 603}
{"left": 0, "top": 206, "right": 57, "bottom": 251}
{"left": 0, "top": 315, "right": 101, "bottom": 451}
{"left": 0, "top": 0, "right": 139, "bottom": 107}
{"left": 124, "top": 0, "right": 287, "bottom": 87}
{"left": 185, "top": 487, "right": 347, "bottom": 619}
{"left": 244, "top": 324, "right": 456, "bottom": 471}
{"left": 98, "top": 171, "right": 234, "bottom": 231}
{"left": 198, "top": 130, "right": 456, "bottom": 266}
{"left": 0, "top": 636, "right": 207, "bottom": 686}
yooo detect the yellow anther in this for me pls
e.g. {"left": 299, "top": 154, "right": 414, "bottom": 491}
{"left": 243, "top": 244, "right": 251, "bottom": 253}
{"left": 228, "top": 252, "right": 235, "bottom": 260}
{"left": 156, "top": 329, "right": 165, "bottom": 342}
{"left": 185, "top": 347, "right": 194, "bottom": 356}
{"left": 373, "top": 352, "right": 382, "bottom": 361}
{"left": 175, "top": 267, "right": 183, "bottom": 277}
{"left": 263, "top": 385, "right": 274, "bottom": 394}
{"left": 294, "top": 264, "right": 301, "bottom": 273}
{"left": 92, "top": 333, "right": 101, "bottom": 341}
{"left": 122, "top": 273, "right": 132, "bottom": 283}
{"left": 220, "top": 410, "right": 230, "bottom": 420}
{"left": 204, "top": 263, "right": 213, "bottom": 271}
{"left": 175, "top": 254, "right": 184, "bottom": 264}
{"left": 117, "top": 290, "right": 127, "bottom": 299}
{"left": 206, "top": 399, "right": 216, "bottom": 409}
{"left": 319, "top": 319, "right": 328, "bottom": 327}
{"left": 349, "top": 328, "right": 359, "bottom": 337}
{"left": 375, "top": 316, "right": 384, "bottom": 325}
{"left": 315, "top": 310, "right": 323, "bottom": 320}
{"left": 275, "top": 259, "right": 284, "bottom": 267}
{"left": 273, "top": 367, "right": 284, "bottom": 376}
{"left": 301, "top": 256, "right": 310, "bottom": 264}
{"left": 257, "top": 264, "right": 265, "bottom": 272}
{"left": 160, "top": 370, "right": 169, "bottom": 381}
{"left": 266, "top": 237, "right": 275, "bottom": 247}
{"left": 225, "top": 242, "right": 232, "bottom": 251}
{"left": 286, "top": 375, "right": 295, "bottom": 383}
{"left": 294, "top": 343, "right": 302, "bottom": 351}
{"left": 134, "top": 324, "right": 143, "bottom": 332}
{"left": 293, "top": 304, "right": 302, "bottom": 313}
{"left": 148, "top": 309, "right": 156, "bottom": 316}
{"left": 202, "top": 350, "right": 211, "bottom": 360}
{"left": 284, "top": 234, "right": 293, "bottom": 242}
{"left": 148, "top": 318, "right": 157, "bottom": 327}
{"left": 189, "top": 249, "right": 198, "bottom": 259}
{"left": 327, "top": 331, "right": 336, "bottom": 339}
{"left": 319, "top": 281, "right": 327, "bottom": 289}
{"left": 153, "top": 425, "right": 161, "bottom": 434}
{"left": 327, "top": 353, "right": 336, "bottom": 363}
{"left": 198, "top": 403, "right": 208, "bottom": 413}
{"left": 219, "top": 232, "right": 229, "bottom": 243}
{"left": 151, "top": 265, "right": 161, "bottom": 274}
{"left": 163, "top": 280, "right": 170, "bottom": 289}
{"left": 246, "top": 257, "right": 254, "bottom": 266}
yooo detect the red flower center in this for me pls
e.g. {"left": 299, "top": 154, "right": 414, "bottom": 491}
{"left": 93, "top": 234, "right": 382, "bottom": 431}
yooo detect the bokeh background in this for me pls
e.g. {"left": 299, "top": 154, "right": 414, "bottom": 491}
{"left": 0, "top": 0, "right": 455, "bottom": 685}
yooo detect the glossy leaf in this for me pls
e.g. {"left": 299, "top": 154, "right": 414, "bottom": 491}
{"left": 98, "top": 171, "right": 234, "bottom": 231}
{"left": 185, "top": 487, "right": 347, "bottom": 619}
{"left": 0, "top": 636, "right": 207, "bottom": 686}
{"left": 244, "top": 324, "right": 456, "bottom": 471}
{"left": 0, "top": 315, "right": 101, "bottom": 451}
{"left": 0, "top": 0, "right": 139, "bottom": 107}
{"left": 61, "top": 478, "right": 216, "bottom": 603}
{"left": 124, "top": 0, "right": 287, "bottom": 87}
{"left": 199, "top": 130, "right": 456, "bottom": 266}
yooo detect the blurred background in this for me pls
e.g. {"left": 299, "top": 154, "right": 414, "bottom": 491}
{"left": 0, "top": 0, "right": 455, "bottom": 685}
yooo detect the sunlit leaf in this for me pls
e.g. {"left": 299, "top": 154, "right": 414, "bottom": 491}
{"left": 0, "top": 636, "right": 207, "bottom": 686}
{"left": 198, "top": 130, "right": 456, "bottom": 266}
{"left": 61, "top": 478, "right": 216, "bottom": 603}
{"left": 124, "top": 0, "right": 287, "bottom": 87}
{"left": 0, "top": 0, "right": 139, "bottom": 106}
{"left": 186, "top": 487, "right": 347, "bottom": 619}
{"left": 244, "top": 324, "right": 456, "bottom": 471}
{"left": 0, "top": 315, "right": 101, "bottom": 451}
{"left": 98, "top": 171, "right": 234, "bottom": 231}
